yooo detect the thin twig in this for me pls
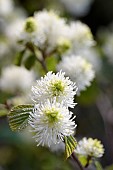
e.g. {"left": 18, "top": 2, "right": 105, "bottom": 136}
{"left": 71, "top": 152, "right": 84, "bottom": 170}
{"left": 27, "top": 43, "right": 48, "bottom": 73}
{"left": 39, "top": 59, "right": 48, "bottom": 73}
{"left": 85, "top": 156, "right": 91, "bottom": 168}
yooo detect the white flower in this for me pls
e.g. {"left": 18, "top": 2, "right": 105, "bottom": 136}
{"left": 34, "top": 10, "right": 68, "bottom": 55}
{"left": 17, "top": 10, "right": 95, "bottom": 57}
{"left": 29, "top": 99, "right": 77, "bottom": 147}
{"left": 67, "top": 21, "right": 95, "bottom": 52}
{"left": 72, "top": 47, "right": 102, "bottom": 73}
{"left": 18, "top": 10, "right": 68, "bottom": 55}
{"left": 6, "top": 17, "right": 26, "bottom": 42}
{"left": 57, "top": 55, "right": 95, "bottom": 94}
{"left": 18, "top": 17, "right": 38, "bottom": 46}
{"left": 0, "top": 3, "right": 27, "bottom": 40}
{"left": 75, "top": 137, "right": 104, "bottom": 158}
{"left": 0, "top": 0, "right": 14, "bottom": 16}
{"left": 0, "top": 65, "right": 35, "bottom": 94}
{"left": 59, "top": 0, "right": 93, "bottom": 16}
{"left": 31, "top": 71, "right": 77, "bottom": 108}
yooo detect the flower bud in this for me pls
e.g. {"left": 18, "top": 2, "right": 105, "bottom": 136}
{"left": 57, "top": 38, "right": 71, "bottom": 54}
{"left": 24, "top": 17, "right": 37, "bottom": 33}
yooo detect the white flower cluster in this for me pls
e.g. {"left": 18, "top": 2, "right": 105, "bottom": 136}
{"left": 31, "top": 71, "right": 77, "bottom": 107}
{"left": 67, "top": 21, "right": 95, "bottom": 52}
{"left": 0, "top": 65, "right": 35, "bottom": 94}
{"left": 74, "top": 47, "right": 102, "bottom": 73}
{"left": 57, "top": 56, "right": 95, "bottom": 94}
{"left": 34, "top": 11, "right": 68, "bottom": 55}
{"left": 75, "top": 137, "right": 104, "bottom": 158}
{"left": 17, "top": 10, "right": 98, "bottom": 94}
{"left": 0, "top": 0, "right": 26, "bottom": 32}
{"left": 6, "top": 18, "right": 25, "bottom": 43}
{"left": 29, "top": 71, "right": 77, "bottom": 147}
{"left": 17, "top": 10, "right": 98, "bottom": 93}
{"left": 0, "top": 0, "right": 27, "bottom": 62}
{"left": 0, "top": 0, "right": 13, "bottom": 16}
{"left": 18, "top": 10, "right": 94, "bottom": 55}
{"left": 18, "top": 10, "right": 68, "bottom": 55}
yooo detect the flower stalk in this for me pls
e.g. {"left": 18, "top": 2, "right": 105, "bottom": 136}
{"left": 71, "top": 152, "right": 84, "bottom": 170}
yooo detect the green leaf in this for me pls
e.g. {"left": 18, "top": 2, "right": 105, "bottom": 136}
{"left": 46, "top": 55, "right": 57, "bottom": 72}
{"left": 64, "top": 135, "right": 77, "bottom": 159}
{"left": 14, "top": 50, "right": 25, "bottom": 66}
{"left": 24, "top": 55, "right": 36, "bottom": 70}
{"left": 78, "top": 156, "right": 87, "bottom": 166}
{"left": 8, "top": 104, "right": 34, "bottom": 132}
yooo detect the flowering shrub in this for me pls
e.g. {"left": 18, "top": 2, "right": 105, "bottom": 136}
{"left": 0, "top": 1, "right": 110, "bottom": 169}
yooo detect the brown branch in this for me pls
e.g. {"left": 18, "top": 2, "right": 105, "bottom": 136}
{"left": 26, "top": 43, "right": 48, "bottom": 73}
{"left": 85, "top": 156, "right": 91, "bottom": 168}
{"left": 71, "top": 152, "right": 84, "bottom": 170}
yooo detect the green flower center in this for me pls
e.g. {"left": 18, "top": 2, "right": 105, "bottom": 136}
{"left": 45, "top": 108, "right": 59, "bottom": 124}
{"left": 24, "top": 17, "right": 37, "bottom": 33}
{"left": 51, "top": 80, "right": 65, "bottom": 96}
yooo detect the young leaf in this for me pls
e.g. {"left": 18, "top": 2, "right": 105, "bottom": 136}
{"left": 64, "top": 135, "right": 77, "bottom": 159}
{"left": 14, "top": 50, "right": 25, "bottom": 66}
{"left": 8, "top": 104, "right": 34, "bottom": 132}
{"left": 24, "top": 55, "right": 36, "bottom": 70}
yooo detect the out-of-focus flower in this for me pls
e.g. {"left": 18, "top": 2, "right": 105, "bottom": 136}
{"left": 17, "top": 10, "right": 95, "bottom": 58}
{"left": 0, "top": 65, "right": 35, "bottom": 94}
{"left": 67, "top": 21, "right": 95, "bottom": 52}
{"left": 73, "top": 47, "right": 102, "bottom": 73}
{"left": 31, "top": 71, "right": 77, "bottom": 108}
{"left": 57, "top": 55, "right": 95, "bottom": 94}
{"left": 75, "top": 137, "right": 104, "bottom": 158}
{"left": 5, "top": 17, "right": 25, "bottom": 43}
{"left": 0, "top": 0, "right": 27, "bottom": 61}
{"left": 0, "top": 0, "right": 14, "bottom": 16}
{"left": 29, "top": 99, "right": 76, "bottom": 147}
{"left": 18, "top": 10, "right": 69, "bottom": 55}
{"left": 59, "top": 0, "right": 94, "bottom": 17}
{"left": 18, "top": 17, "right": 38, "bottom": 46}
{"left": 34, "top": 10, "right": 68, "bottom": 55}
{"left": 49, "top": 142, "right": 65, "bottom": 153}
